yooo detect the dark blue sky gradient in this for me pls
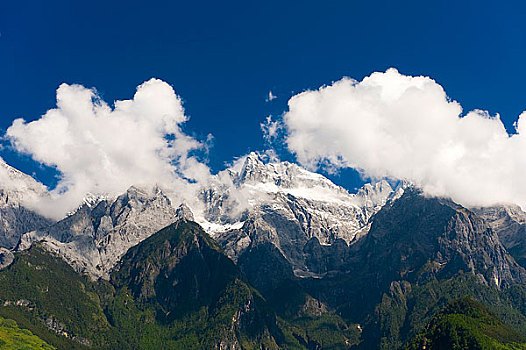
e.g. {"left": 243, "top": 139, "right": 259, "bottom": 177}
{"left": 1, "top": 0, "right": 525, "bottom": 191}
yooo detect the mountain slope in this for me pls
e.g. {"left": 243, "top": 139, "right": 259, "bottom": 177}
{"left": 351, "top": 188, "right": 526, "bottom": 291}
{"left": 111, "top": 220, "right": 286, "bottom": 349}
{"left": 268, "top": 189, "right": 526, "bottom": 349}
{"left": 0, "top": 244, "right": 114, "bottom": 349}
{"left": 0, "top": 316, "right": 55, "bottom": 350}
{"left": 19, "top": 186, "right": 179, "bottom": 278}
{"left": 475, "top": 205, "right": 526, "bottom": 268}
{"left": 404, "top": 296, "right": 526, "bottom": 350}
{"left": 0, "top": 219, "right": 300, "bottom": 349}
{"left": 0, "top": 159, "right": 52, "bottom": 249}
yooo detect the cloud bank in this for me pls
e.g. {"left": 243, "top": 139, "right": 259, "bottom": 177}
{"left": 284, "top": 68, "right": 526, "bottom": 209}
{"left": 6, "top": 79, "right": 210, "bottom": 218}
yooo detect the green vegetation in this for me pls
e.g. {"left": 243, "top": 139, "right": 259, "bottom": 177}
{"left": 0, "top": 244, "right": 113, "bottom": 349}
{"left": 279, "top": 313, "right": 361, "bottom": 349}
{"left": 110, "top": 221, "right": 281, "bottom": 349}
{"left": 361, "top": 273, "right": 526, "bottom": 349}
{"left": 404, "top": 296, "right": 526, "bottom": 350}
{"left": 4, "top": 221, "right": 526, "bottom": 349}
{"left": 258, "top": 279, "right": 361, "bottom": 349}
{"left": 0, "top": 222, "right": 285, "bottom": 349}
{"left": 0, "top": 316, "right": 54, "bottom": 349}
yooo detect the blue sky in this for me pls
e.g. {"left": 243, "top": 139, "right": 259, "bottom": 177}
{"left": 1, "top": 0, "right": 525, "bottom": 192}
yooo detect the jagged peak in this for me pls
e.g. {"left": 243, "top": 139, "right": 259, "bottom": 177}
{"left": 82, "top": 192, "right": 109, "bottom": 208}
{"left": 245, "top": 151, "right": 263, "bottom": 162}
{"left": 125, "top": 185, "right": 149, "bottom": 198}
{"left": 237, "top": 152, "right": 267, "bottom": 184}
{"left": 0, "top": 157, "right": 48, "bottom": 198}
{"left": 115, "top": 185, "right": 172, "bottom": 206}
{"left": 357, "top": 180, "right": 392, "bottom": 196}
{"left": 175, "top": 203, "right": 194, "bottom": 222}
{"left": 229, "top": 152, "right": 343, "bottom": 191}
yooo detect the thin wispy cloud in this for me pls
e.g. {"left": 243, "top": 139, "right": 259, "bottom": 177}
{"left": 260, "top": 115, "right": 281, "bottom": 143}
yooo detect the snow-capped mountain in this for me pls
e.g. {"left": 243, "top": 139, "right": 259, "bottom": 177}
{"left": 201, "top": 152, "right": 398, "bottom": 241}
{"left": 12, "top": 152, "right": 402, "bottom": 278}
{"left": 200, "top": 152, "right": 401, "bottom": 276}
{"left": 2, "top": 154, "right": 526, "bottom": 350}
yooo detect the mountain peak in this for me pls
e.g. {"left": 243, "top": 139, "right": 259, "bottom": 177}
{"left": 356, "top": 180, "right": 394, "bottom": 206}
{"left": 175, "top": 203, "right": 194, "bottom": 222}
{"left": 0, "top": 157, "right": 48, "bottom": 206}
{"left": 237, "top": 152, "right": 267, "bottom": 184}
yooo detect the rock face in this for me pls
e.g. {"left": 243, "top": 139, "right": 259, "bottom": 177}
{"left": 19, "top": 186, "right": 179, "bottom": 278}
{"left": 0, "top": 248, "right": 14, "bottom": 269}
{"left": 17, "top": 152, "right": 400, "bottom": 279}
{"left": 352, "top": 189, "right": 526, "bottom": 290}
{"left": 205, "top": 152, "right": 400, "bottom": 276}
{"left": 473, "top": 205, "right": 526, "bottom": 267}
{"left": 0, "top": 159, "right": 53, "bottom": 249}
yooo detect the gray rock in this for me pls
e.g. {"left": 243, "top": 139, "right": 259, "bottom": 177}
{"left": 473, "top": 204, "right": 526, "bottom": 267}
{"left": 0, "top": 247, "right": 14, "bottom": 269}
{"left": 352, "top": 189, "right": 526, "bottom": 289}
{"left": 20, "top": 185, "right": 179, "bottom": 278}
{"left": 206, "top": 152, "right": 399, "bottom": 276}
{"left": 0, "top": 159, "right": 53, "bottom": 249}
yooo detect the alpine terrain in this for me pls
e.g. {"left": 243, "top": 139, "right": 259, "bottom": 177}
{"left": 1, "top": 153, "right": 526, "bottom": 349}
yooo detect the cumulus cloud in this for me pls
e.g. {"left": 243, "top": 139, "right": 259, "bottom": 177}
{"left": 6, "top": 78, "right": 211, "bottom": 218}
{"left": 284, "top": 68, "right": 526, "bottom": 209}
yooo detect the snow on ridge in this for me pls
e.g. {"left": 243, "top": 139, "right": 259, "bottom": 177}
{"left": 223, "top": 152, "right": 394, "bottom": 208}
{"left": 5, "top": 152, "right": 404, "bottom": 278}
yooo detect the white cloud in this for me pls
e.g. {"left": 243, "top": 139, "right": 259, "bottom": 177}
{"left": 284, "top": 68, "right": 526, "bottom": 209}
{"left": 6, "top": 78, "right": 211, "bottom": 219}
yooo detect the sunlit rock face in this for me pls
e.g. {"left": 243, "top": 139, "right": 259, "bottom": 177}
{"left": 15, "top": 152, "right": 402, "bottom": 279}
{"left": 19, "top": 186, "right": 179, "bottom": 278}
{"left": 473, "top": 204, "right": 526, "bottom": 267}
{"left": 0, "top": 159, "right": 53, "bottom": 249}
{"left": 204, "top": 152, "right": 401, "bottom": 276}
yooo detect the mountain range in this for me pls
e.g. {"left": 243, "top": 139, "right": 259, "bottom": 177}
{"left": 1, "top": 153, "right": 526, "bottom": 349}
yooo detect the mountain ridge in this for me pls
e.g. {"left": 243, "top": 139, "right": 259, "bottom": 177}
{"left": 13, "top": 153, "right": 399, "bottom": 279}
{"left": 1, "top": 155, "right": 526, "bottom": 349}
